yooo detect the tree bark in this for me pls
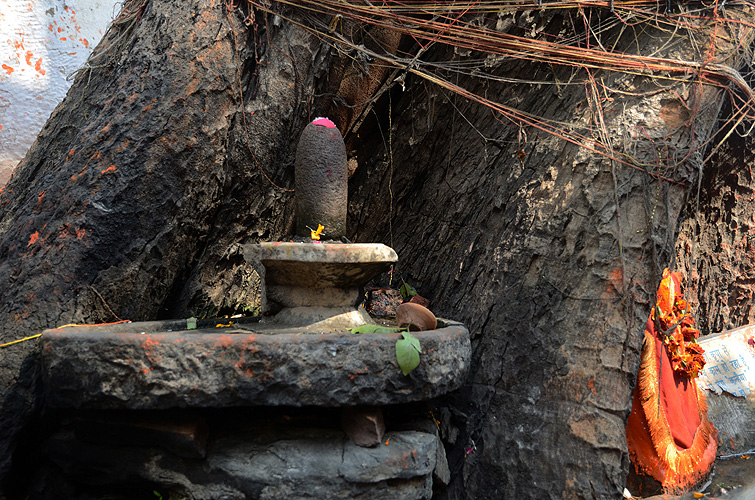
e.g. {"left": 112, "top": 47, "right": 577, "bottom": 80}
{"left": 344, "top": 11, "right": 751, "bottom": 500}
{"left": 0, "top": 1, "right": 752, "bottom": 498}
{"left": 675, "top": 124, "right": 755, "bottom": 334}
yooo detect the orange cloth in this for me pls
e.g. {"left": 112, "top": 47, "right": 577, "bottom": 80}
{"left": 626, "top": 270, "right": 717, "bottom": 494}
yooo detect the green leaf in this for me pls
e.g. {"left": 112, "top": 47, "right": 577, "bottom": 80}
{"left": 349, "top": 324, "right": 402, "bottom": 334}
{"left": 396, "top": 331, "right": 421, "bottom": 375}
{"left": 399, "top": 281, "right": 418, "bottom": 298}
{"left": 153, "top": 491, "right": 163, "bottom": 500}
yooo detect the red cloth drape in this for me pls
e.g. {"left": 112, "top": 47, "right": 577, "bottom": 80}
{"left": 626, "top": 270, "right": 716, "bottom": 494}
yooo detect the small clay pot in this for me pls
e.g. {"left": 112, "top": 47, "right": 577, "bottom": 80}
{"left": 396, "top": 303, "right": 437, "bottom": 331}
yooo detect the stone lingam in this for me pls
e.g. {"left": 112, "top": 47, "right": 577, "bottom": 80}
{"left": 36, "top": 118, "right": 471, "bottom": 500}
{"left": 245, "top": 116, "right": 399, "bottom": 331}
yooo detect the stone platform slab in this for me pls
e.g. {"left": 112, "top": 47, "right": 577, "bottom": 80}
{"left": 47, "top": 425, "right": 437, "bottom": 500}
{"left": 40, "top": 319, "right": 470, "bottom": 409}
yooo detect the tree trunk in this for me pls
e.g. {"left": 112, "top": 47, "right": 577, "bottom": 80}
{"left": 675, "top": 123, "right": 755, "bottom": 334}
{"left": 0, "top": 1, "right": 753, "bottom": 498}
{"left": 346, "top": 13, "right": 751, "bottom": 499}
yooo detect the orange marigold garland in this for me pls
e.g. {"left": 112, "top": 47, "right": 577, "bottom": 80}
{"left": 651, "top": 289, "right": 706, "bottom": 379}
{"left": 626, "top": 269, "right": 717, "bottom": 496}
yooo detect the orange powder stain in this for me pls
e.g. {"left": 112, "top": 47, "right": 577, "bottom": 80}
{"left": 114, "top": 139, "right": 130, "bottom": 153}
{"left": 81, "top": 38, "right": 89, "bottom": 48}
{"left": 57, "top": 27, "right": 62, "bottom": 33}
{"left": 1, "top": 64, "right": 13, "bottom": 75}
{"left": 13, "top": 40, "right": 23, "bottom": 50}
{"left": 28, "top": 231, "right": 39, "bottom": 246}
{"left": 76, "top": 228, "right": 85, "bottom": 239}
{"left": 608, "top": 267, "right": 624, "bottom": 292}
{"left": 24, "top": 51, "right": 33, "bottom": 65}
{"left": 37, "top": 190, "right": 45, "bottom": 205}
{"left": 587, "top": 377, "right": 597, "bottom": 395}
{"left": 48, "top": 24, "right": 53, "bottom": 31}
{"left": 60, "top": 37, "right": 67, "bottom": 41}
{"left": 101, "top": 165, "right": 116, "bottom": 174}
{"left": 34, "top": 58, "right": 44, "bottom": 75}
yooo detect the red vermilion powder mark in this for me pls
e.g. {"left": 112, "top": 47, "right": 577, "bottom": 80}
{"left": 588, "top": 378, "right": 597, "bottom": 394}
{"left": 312, "top": 117, "right": 336, "bottom": 128}
{"left": 101, "top": 165, "right": 116, "bottom": 174}
{"left": 76, "top": 228, "right": 86, "bottom": 239}
{"left": 34, "top": 58, "right": 44, "bottom": 75}
{"left": 1, "top": 64, "right": 13, "bottom": 75}
{"left": 28, "top": 231, "right": 39, "bottom": 246}
{"left": 60, "top": 37, "right": 67, "bottom": 41}
{"left": 25, "top": 51, "right": 33, "bottom": 65}
{"left": 57, "top": 27, "right": 62, "bottom": 33}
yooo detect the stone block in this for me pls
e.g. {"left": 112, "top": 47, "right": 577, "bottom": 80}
{"left": 341, "top": 405, "right": 385, "bottom": 447}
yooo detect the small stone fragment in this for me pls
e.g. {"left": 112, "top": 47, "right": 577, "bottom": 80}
{"left": 396, "top": 303, "right": 437, "bottom": 331}
{"left": 341, "top": 406, "right": 386, "bottom": 447}
{"left": 408, "top": 294, "right": 430, "bottom": 308}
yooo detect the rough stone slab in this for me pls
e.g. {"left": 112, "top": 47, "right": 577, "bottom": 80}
{"left": 706, "top": 391, "right": 755, "bottom": 455}
{"left": 40, "top": 321, "right": 471, "bottom": 409}
{"left": 46, "top": 428, "right": 436, "bottom": 500}
{"left": 339, "top": 431, "right": 435, "bottom": 482}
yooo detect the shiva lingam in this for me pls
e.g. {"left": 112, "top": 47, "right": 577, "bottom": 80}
{"left": 243, "top": 117, "right": 397, "bottom": 331}
{"left": 40, "top": 117, "right": 469, "bottom": 410}
{"left": 35, "top": 118, "right": 471, "bottom": 499}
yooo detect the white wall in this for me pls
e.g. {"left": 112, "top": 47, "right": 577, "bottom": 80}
{"left": 0, "top": 0, "right": 119, "bottom": 185}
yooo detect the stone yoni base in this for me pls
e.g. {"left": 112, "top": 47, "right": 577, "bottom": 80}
{"left": 40, "top": 320, "right": 470, "bottom": 409}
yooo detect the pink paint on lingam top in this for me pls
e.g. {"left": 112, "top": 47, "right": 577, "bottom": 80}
{"left": 312, "top": 117, "right": 336, "bottom": 129}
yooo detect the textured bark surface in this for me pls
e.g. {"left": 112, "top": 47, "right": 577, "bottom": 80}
{"left": 345, "top": 15, "right": 746, "bottom": 499}
{"left": 0, "top": 1, "right": 752, "bottom": 499}
{"left": 676, "top": 129, "right": 755, "bottom": 334}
